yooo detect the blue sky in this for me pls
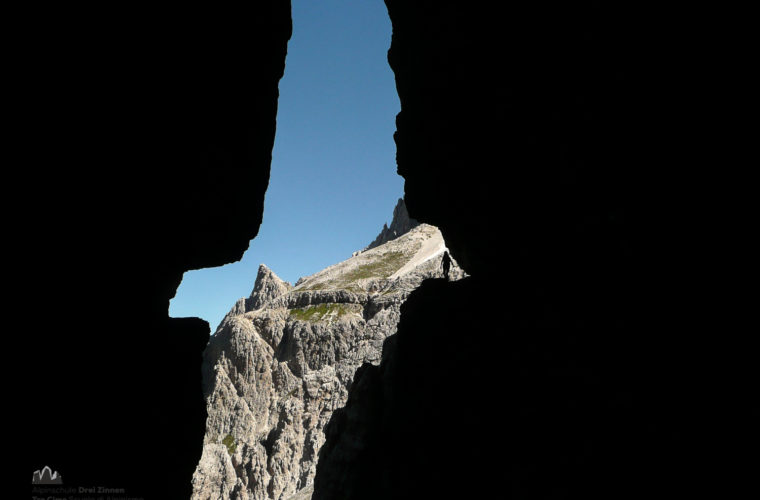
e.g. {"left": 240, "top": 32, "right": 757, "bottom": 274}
{"left": 170, "top": 0, "right": 402, "bottom": 330}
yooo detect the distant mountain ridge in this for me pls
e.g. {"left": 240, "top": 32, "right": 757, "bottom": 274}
{"left": 192, "top": 201, "right": 463, "bottom": 500}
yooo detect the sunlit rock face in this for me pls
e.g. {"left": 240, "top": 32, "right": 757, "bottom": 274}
{"left": 192, "top": 201, "right": 463, "bottom": 500}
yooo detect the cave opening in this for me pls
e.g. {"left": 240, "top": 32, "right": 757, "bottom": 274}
{"left": 24, "top": 1, "right": 708, "bottom": 497}
{"left": 170, "top": 2, "right": 420, "bottom": 499}
{"left": 170, "top": 0, "right": 401, "bottom": 332}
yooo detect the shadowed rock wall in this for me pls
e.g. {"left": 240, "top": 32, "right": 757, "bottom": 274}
{"left": 17, "top": 2, "right": 734, "bottom": 498}
{"left": 22, "top": 4, "right": 292, "bottom": 498}
{"left": 312, "top": 2, "right": 701, "bottom": 499}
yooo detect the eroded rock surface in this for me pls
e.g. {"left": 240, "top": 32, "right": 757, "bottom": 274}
{"left": 192, "top": 204, "right": 462, "bottom": 500}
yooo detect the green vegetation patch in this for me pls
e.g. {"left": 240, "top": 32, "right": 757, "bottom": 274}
{"left": 289, "top": 302, "right": 360, "bottom": 322}
{"left": 293, "top": 247, "right": 417, "bottom": 293}
{"left": 342, "top": 251, "right": 409, "bottom": 281}
{"left": 221, "top": 434, "right": 236, "bottom": 455}
{"left": 299, "top": 282, "right": 327, "bottom": 291}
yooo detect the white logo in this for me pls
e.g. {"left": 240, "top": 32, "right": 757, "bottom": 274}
{"left": 32, "top": 465, "right": 63, "bottom": 484}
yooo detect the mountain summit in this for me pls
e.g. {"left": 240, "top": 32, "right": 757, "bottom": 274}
{"left": 362, "top": 198, "right": 419, "bottom": 252}
{"left": 192, "top": 203, "right": 463, "bottom": 500}
{"left": 247, "top": 264, "right": 292, "bottom": 312}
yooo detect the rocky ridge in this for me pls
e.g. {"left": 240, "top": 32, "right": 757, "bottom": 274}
{"left": 192, "top": 201, "right": 463, "bottom": 500}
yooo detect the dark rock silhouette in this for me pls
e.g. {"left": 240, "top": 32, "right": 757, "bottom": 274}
{"left": 15, "top": 2, "right": 735, "bottom": 499}
{"left": 311, "top": 2, "right": 714, "bottom": 499}
{"left": 21, "top": 3, "right": 292, "bottom": 498}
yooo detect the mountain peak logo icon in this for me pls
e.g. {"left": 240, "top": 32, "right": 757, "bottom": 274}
{"left": 32, "top": 466, "right": 62, "bottom": 484}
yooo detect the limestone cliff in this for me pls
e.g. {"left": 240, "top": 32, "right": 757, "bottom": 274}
{"left": 192, "top": 212, "right": 463, "bottom": 500}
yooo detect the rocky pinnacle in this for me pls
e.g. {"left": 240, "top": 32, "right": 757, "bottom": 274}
{"left": 362, "top": 198, "right": 419, "bottom": 252}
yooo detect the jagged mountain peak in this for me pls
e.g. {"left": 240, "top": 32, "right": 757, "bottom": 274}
{"left": 216, "top": 265, "right": 292, "bottom": 331}
{"left": 247, "top": 264, "right": 291, "bottom": 311}
{"left": 363, "top": 198, "right": 419, "bottom": 252}
{"left": 251, "top": 263, "right": 285, "bottom": 292}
